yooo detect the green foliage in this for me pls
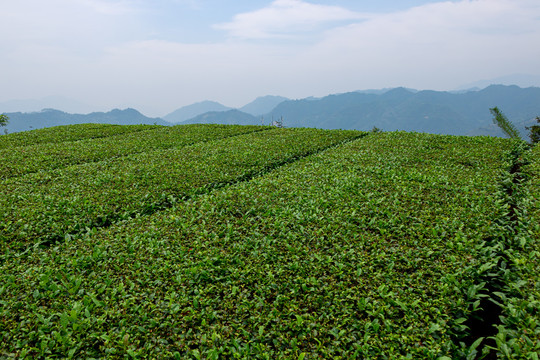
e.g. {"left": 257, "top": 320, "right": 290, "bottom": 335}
{"left": 0, "top": 127, "right": 361, "bottom": 254}
{"left": 490, "top": 107, "right": 521, "bottom": 139}
{"left": 0, "top": 123, "right": 161, "bottom": 149}
{"left": 0, "top": 126, "right": 537, "bottom": 358}
{"left": 0, "top": 114, "right": 8, "bottom": 127}
{"left": 526, "top": 116, "right": 540, "bottom": 144}
{"left": 491, "top": 143, "right": 540, "bottom": 358}
{"left": 0, "top": 124, "right": 266, "bottom": 179}
{"left": 467, "top": 142, "right": 540, "bottom": 359}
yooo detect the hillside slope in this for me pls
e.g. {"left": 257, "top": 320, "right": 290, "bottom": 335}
{"left": 180, "top": 109, "right": 259, "bottom": 125}
{"left": 163, "top": 101, "right": 231, "bottom": 123}
{"left": 239, "top": 95, "right": 289, "bottom": 116}
{"left": 3, "top": 108, "right": 168, "bottom": 134}
{"left": 0, "top": 125, "right": 538, "bottom": 358}
{"left": 265, "top": 85, "right": 540, "bottom": 135}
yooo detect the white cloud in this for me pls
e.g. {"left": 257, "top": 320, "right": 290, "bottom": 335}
{"left": 74, "top": 0, "right": 138, "bottom": 15}
{"left": 0, "top": 0, "right": 145, "bottom": 60}
{"left": 215, "top": 0, "right": 368, "bottom": 39}
{"left": 292, "top": 0, "right": 540, "bottom": 89}
{"left": 1, "top": 0, "right": 539, "bottom": 115}
{"left": 81, "top": 39, "right": 298, "bottom": 111}
{"left": 1, "top": 1, "right": 139, "bottom": 38}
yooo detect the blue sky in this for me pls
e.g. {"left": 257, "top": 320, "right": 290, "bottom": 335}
{"left": 1, "top": 0, "right": 540, "bottom": 116}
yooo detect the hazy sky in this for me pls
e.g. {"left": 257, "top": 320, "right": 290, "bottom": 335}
{"left": 2, "top": 0, "right": 540, "bottom": 116}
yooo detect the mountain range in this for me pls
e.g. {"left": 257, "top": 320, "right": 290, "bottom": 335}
{"left": 263, "top": 85, "right": 540, "bottom": 136}
{"left": 162, "top": 95, "right": 289, "bottom": 123}
{"left": 175, "top": 85, "right": 540, "bottom": 138}
{"left": 2, "top": 85, "right": 540, "bottom": 138}
{"left": 2, "top": 108, "right": 168, "bottom": 134}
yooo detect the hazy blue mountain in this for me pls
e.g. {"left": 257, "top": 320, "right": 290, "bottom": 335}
{"left": 355, "top": 88, "right": 417, "bottom": 95}
{"left": 3, "top": 85, "right": 539, "bottom": 137}
{"left": 3, "top": 108, "right": 168, "bottom": 134}
{"left": 163, "top": 101, "right": 231, "bottom": 123}
{"left": 449, "top": 87, "right": 481, "bottom": 94}
{"left": 239, "top": 96, "right": 289, "bottom": 116}
{"left": 0, "top": 96, "right": 95, "bottom": 114}
{"left": 457, "top": 74, "right": 540, "bottom": 91}
{"left": 263, "top": 85, "right": 540, "bottom": 136}
{"left": 180, "top": 109, "right": 259, "bottom": 125}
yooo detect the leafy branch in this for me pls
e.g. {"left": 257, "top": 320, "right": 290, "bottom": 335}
{"left": 526, "top": 116, "right": 540, "bottom": 144}
{"left": 0, "top": 114, "right": 8, "bottom": 127}
{"left": 490, "top": 107, "right": 520, "bottom": 140}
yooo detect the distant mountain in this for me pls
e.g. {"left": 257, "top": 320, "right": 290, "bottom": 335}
{"left": 4, "top": 85, "right": 539, "bottom": 137}
{"left": 0, "top": 96, "right": 96, "bottom": 114}
{"left": 163, "top": 101, "right": 231, "bottom": 123}
{"left": 263, "top": 85, "right": 540, "bottom": 136}
{"left": 449, "top": 88, "right": 482, "bottom": 94}
{"left": 3, "top": 108, "right": 168, "bottom": 134}
{"left": 355, "top": 88, "right": 417, "bottom": 95}
{"left": 457, "top": 74, "right": 540, "bottom": 91}
{"left": 171, "top": 85, "right": 540, "bottom": 137}
{"left": 180, "top": 109, "right": 259, "bottom": 126}
{"left": 239, "top": 96, "right": 289, "bottom": 116}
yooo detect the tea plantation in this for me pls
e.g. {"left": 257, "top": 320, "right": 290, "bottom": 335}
{"left": 0, "top": 124, "right": 538, "bottom": 359}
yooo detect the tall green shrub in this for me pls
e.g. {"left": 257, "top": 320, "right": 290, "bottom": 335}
{"left": 0, "top": 114, "right": 8, "bottom": 127}
{"left": 490, "top": 107, "right": 520, "bottom": 139}
{"left": 526, "top": 116, "right": 540, "bottom": 144}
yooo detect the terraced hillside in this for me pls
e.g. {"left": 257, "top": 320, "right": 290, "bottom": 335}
{"left": 0, "top": 124, "right": 538, "bottom": 359}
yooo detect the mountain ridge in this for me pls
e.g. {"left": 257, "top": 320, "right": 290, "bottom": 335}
{"left": 260, "top": 85, "right": 540, "bottom": 136}
{"left": 3, "top": 108, "right": 168, "bottom": 134}
{"left": 179, "top": 109, "right": 260, "bottom": 126}
{"left": 163, "top": 101, "right": 231, "bottom": 123}
{"left": 3, "top": 85, "right": 540, "bottom": 138}
{"left": 239, "top": 95, "right": 290, "bottom": 116}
